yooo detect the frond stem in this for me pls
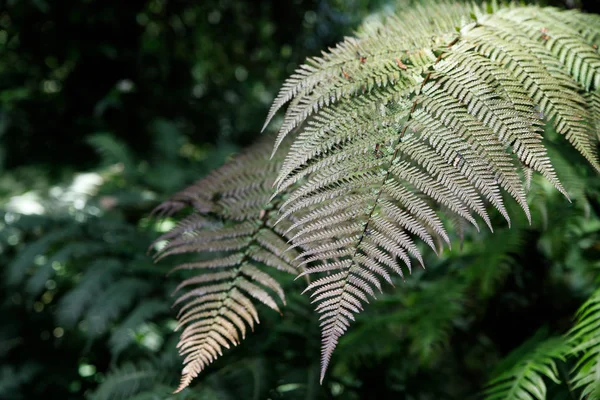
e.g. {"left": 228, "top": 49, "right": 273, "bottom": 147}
{"left": 318, "top": 35, "right": 460, "bottom": 384}
{"left": 350, "top": 36, "right": 458, "bottom": 261}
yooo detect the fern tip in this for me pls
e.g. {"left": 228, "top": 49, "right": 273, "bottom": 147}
{"left": 319, "top": 367, "right": 328, "bottom": 385}
{"left": 268, "top": 190, "right": 279, "bottom": 205}
{"left": 294, "top": 271, "right": 307, "bottom": 280}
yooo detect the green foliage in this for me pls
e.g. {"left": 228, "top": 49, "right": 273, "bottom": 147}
{"left": 568, "top": 288, "right": 600, "bottom": 398}
{"left": 90, "top": 361, "right": 161, "bottom": 400}
{"left": 109, "top": 301, "right": 169, "bottom": 359}
{"left": 337, "top": 276, "right": 466, "bottom": 366}
{"left": 0, "top": 123, "right": 221, "bottom": 397}
{"left": 56, "top": 259, "right": 123, "bottom": 328}
{"left": 484, "top": 334, "right": 568, "bottom": 400}
{"left": 483, "top": 287, "right": 600, "bottom": 400}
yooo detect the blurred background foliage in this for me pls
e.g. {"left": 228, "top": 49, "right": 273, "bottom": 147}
{"left": 1, "top": 0, "right": 600, "bottom": 399}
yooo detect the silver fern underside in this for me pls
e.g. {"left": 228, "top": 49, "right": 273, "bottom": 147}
{"left": 155, "top": 0, "right": 600, "bottom": 392}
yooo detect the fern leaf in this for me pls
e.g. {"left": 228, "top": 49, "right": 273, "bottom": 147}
{"left": 567, "top": 288, "right": 600, "bottom": 399}
{"left": 264, "top": 2, "right": 476, "bottom": 150}
{"left": 56, "top": 258, "right": 121, "bottom": 327}
{"left": 484, "top": 336, "right": 567, "bottom": 400}
{"left": 263, "top": 2, "right": 600, "bottom": 381}
{"left": 587, "top": 90, "right": 600, "bottom": 141}
{"left": 109, "top": 300, "right": 169, "bottom": 358}
{"left": 90, "top": 361, "right": 160, "bottom": 400}
{"left": 87, "top": 278, "right": 152, "bottom": 337}
{"left": 87, "top": 133, "right": 136, "bottom": 172}
{"left": 472, "top": 8, "right": 600, "bottom": 172}
{"left": 6, "top": 226, "right": 77, "bottom": 286}
{"left": 153, "top": 140, "right": 302, "bottom": 392}
{"left": 25, "top": 241, "right": 103, "bottom": 297}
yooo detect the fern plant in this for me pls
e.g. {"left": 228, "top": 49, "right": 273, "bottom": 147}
{"left": 156, "top": 0, "right": 600, "bottom": 392}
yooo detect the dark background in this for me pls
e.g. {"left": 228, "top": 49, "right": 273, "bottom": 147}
{"left": 2, "top": 0, "right": 598, "bottom": 174}
{"left": 1, "top": 0, "right": 379, "bottom": 175}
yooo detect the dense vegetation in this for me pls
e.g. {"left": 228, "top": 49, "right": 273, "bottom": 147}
{"left": 2, "top": 1, "right": 600, "bottom": 399}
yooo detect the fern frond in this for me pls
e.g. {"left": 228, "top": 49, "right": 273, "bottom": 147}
{"left": 87, "top": 133, "right": 136, "bottom": 172}
{"left": 154, "top": 140, "right": 303, "bottom": 392}
{"left": 90, "top": 361, "right": 160, "bottom": 400}
{"left": 87, "top": 278, "right": 152, "bottom": 337}
{"left": 484, "top": 336, "right": 567, "bottom": 400}
{"left": 394, "top": 279, "right": 466, "bottom": 364}
{"left": 335, "top": 277, "right": 465, "bottom": 367}
{"left": 109, "top": 300, "right": 169, "bottom": 358}
{"left": 263, "top": 1, "right": 476, "bottom": 148}
{"left": 263, "top": 2, "right": 600, "bottom": 381}
{"left": 567, "top": 288, "right": 600, "bottom": 399}
{"left": 56, "top": 258, "right": 121, "bottom": 327}
{"left": 469, "top": 8, "right": 600, "bottom": 172}
{"left": 6, "top": 226, "right": 78, "bottom": 286}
